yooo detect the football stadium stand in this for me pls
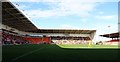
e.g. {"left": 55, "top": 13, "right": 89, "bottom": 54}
{"left": 100, "top": 32, "right": 119, "bottom": 45}
{"left": 1, "top": 1, "right": 96, "bottom": 45}
{"left": 1, "top": 29, "right": 29, "bottom": 45}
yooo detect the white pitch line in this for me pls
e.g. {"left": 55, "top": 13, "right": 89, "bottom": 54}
{"left": 12, "top": 47, "right": 44, "bottom": 61}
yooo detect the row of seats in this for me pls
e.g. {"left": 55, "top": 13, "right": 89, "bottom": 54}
{"left": 1, "top": 29, "right": 50, "bottom": 45}
{"left": 2, "top": 32, "right": 29, "bottom": 45}
{"left": 52, "top": 40, "right": 90, "bottom": 44}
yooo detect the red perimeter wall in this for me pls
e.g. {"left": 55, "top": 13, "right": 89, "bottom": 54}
{"left": 24, "top": 37, "right": 50, "bottom": 44}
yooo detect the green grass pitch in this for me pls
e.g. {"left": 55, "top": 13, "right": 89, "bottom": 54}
{"left": 58, "top": 44, "right": 119, "bottom": 49}
{"left": 2, "top": 44, "right": 119, "bottom": 62}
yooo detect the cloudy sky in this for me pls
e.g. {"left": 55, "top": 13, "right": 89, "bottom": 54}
{"left": 10, "top": 0, "right": 119, "bottom": 42}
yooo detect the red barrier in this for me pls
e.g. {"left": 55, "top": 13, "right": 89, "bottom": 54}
{"left": 43, "top": 37, "right": 50, "bottom": 44}
{"left": 107, "top": 39, "right": 119, "bottom": 42}
{"left": 24, "top": 37, "right": 43, "bottom": 44}
{"left": 24, "top": 37, "right": 50, "bottom": 44}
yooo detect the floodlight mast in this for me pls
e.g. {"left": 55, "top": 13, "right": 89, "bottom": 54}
{"left": 108, "top": 26, "right": 111, "bottom": 38}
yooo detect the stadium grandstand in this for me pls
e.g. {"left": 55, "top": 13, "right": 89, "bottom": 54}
{"left": 1, "top": 1, "right": 96, "bottom": 45}
{"left": 1, "top": 1, "right": 119, "bottom": 62}
{"left": 100, "top": 32, "right": 120, "bottom": 45}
